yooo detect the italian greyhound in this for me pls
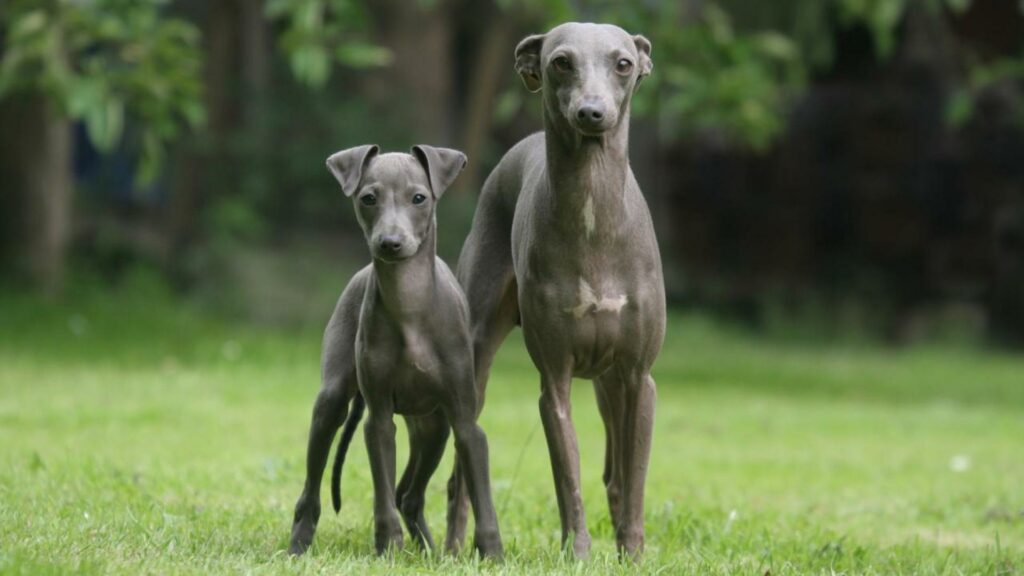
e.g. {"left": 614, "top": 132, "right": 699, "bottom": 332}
{"left": 288, "top": 145, "right": 503, "bottom": 559}
{"left": 448, "top": 23, "right": 665, "bottom": 559}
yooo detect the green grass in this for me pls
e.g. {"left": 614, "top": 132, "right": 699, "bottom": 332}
{"left": 1, "top": 280, "right": 1022, "bottom": 574}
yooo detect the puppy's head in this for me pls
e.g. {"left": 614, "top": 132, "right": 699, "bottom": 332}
{"left": 326, "top": 145, "right": 467, "bottom": 262}
{"left": 515, "top": 22, "right": 652, "bottom": 137}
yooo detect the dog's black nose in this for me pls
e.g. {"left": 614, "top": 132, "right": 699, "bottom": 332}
{"left": 378, "top": 236, "right": 403, "bottom": 253}
{"left": 576, "top": 105, "right": 604, "bottom": 124}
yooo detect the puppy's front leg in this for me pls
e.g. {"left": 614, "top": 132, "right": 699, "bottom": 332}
{"left": 449, "top": 408, "right": 503, "bottom": 559}
{"left": 364, "top": 407, "right": 404, "bottom": 554}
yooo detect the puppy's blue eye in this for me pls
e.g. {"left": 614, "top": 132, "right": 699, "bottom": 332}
{"left": 360, "top": 194, "right": 376, "bottom": 206}
{"left": 412, "top": 193, "right": 427, "bottom": 205}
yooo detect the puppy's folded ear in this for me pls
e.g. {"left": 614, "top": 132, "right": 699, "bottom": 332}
{"left": 633, "top": 35, "right": 653, "bottom": 83}
{"left": 411, "top": 145, "right": 467, "bottom": 200}
{"left": 515, "top": 34, "right": 545, "bottom": 93}
{"left": 326, "top": 145, "right": 379, "bottom": 197}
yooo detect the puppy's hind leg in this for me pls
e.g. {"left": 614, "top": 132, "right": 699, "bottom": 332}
{"left": 288, "top": 271, "right": 366, "bottom": 556}
{"left": 289, "top": 382, "right": 349, "bottom": 556}
{"left": 397, "top": 411, "right": 450, "bottom": 551}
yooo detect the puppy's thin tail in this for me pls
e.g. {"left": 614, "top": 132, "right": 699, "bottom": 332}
{"left": 331, "top": 392, "right": 365, "bottom": 514}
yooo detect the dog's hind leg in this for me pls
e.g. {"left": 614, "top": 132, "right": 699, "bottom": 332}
{"left": 445, "top": 175, "right": 519, "bottom": 554}
{"left": 288, "top": 270, "right": 367, "bottom": 556}
{"left": 397, "top": 411, "right": 450, "bottom": 551}
{"left": 289, "top": 383, "right": 350, "bottom": 556}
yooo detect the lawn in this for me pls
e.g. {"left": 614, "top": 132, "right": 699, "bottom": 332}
{"left": 1, "top": 281, "right": 1022, "bottom": 575}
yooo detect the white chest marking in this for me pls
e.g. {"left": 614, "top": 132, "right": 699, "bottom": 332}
{"left": 566, "top": 278, "right": 628, "bottom": 318}
{"left": 582, "top": 195, "right": 596, "bottom": 237}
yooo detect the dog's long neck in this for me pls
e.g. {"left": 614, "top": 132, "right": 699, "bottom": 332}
{"left": 543, "top": 104, "right": 631, "bottom": 234}
{"left": 372, "top": 220, "right": 437, "bottom": 319}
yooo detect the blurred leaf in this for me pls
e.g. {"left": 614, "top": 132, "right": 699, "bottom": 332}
{"left": 290, "top": 45, "right": 330, "bottom": 87}
{"left": 945, "top": 0, "right": 972, "bottom": 14}
{"left": 754, "top": 32, "right": 798, "bottom": 63}
{"left": 67, "top": 76, "right": 105, "bottom": 118}
{"left": 11, "top": 9, "right": 47, "bottom": 38}
{"left": 135, "top": 132, "right": 164, "bottom": 186}
{"left": 335, "top": 43, "right": 392, "bottom": 68}
{"left": 84, "top": 97, "right": 124, "bottom": 152}
{"left": 493, "top": 89, "right": 522, "bottom": 125}
{"left": 181, "top": 99, "right": 206, "bottom": 129}
{"left": 945, "top": 89, "right": 973, "bottom": 128}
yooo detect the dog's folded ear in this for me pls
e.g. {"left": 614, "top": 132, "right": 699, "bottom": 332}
{"left": 633, "top": 35, "right": 653, "bottom": 82}
{"left": 326, "top": 145, "right": 379, "bottom": 197}
{"left": 515, "top": 34, "right": 545, "bottom": 93}
{"left": 411, "top": 145, "right": 467, "bottom": 200}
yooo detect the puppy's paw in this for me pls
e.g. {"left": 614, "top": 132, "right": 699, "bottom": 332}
{"left": 288, "top": 517, "right": 317, "bottom": 556}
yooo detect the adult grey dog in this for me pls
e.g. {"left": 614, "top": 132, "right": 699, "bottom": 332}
{"left": 447, "top": 23, "right": 665, "bottom": 558}
{"left": 288, "top": 145, "right": 503, "bottom": 559}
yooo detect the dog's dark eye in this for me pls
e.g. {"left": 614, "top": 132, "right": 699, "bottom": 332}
{"left": 412, "top": 193, "right": 427, "bottom": 205}
{"left": 359, "top": 194, "right": 377, "bottom": 206}
{"left": 553, "top": 56, "right": 572, "bottom": 73}
{"left": 615, "top": 58, "right": 633, "bottom": 75}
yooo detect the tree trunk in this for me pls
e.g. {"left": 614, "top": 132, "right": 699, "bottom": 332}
{"left": 4, "top": 94, "right": 73, "bottom": 296}
{"left": 368, "top": 0, "right": 454, "bottom": 143}
{"left": 458, "top": 14, "right": 514, "bottom": 193}
{"left": 167, "top": 0, "right": 237, "bottom": 264}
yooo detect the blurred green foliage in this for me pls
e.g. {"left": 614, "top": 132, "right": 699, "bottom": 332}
{"left": 492, "top": 0, "right": 1022, "bottom": 147}
{"left": 626, "top": 3, "right": 805, "bottom": 150}
{"left": 4, "top": 0, "right": 1018, "bottom": 166}
{"left": 831, "top": 0, "right": 970, "bottom": 59}
{"left": 947, "top": 56, "right": 1024, "bottom": 128}
{"left": 265, "top": 0, "right": 391, "bottom": 87}
{"left": 0, "top": 0, "right": 204, "bottom": 184}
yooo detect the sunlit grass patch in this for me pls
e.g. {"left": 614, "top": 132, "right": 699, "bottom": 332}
{"left": 1, "top": 286, "right": 1022, "bottom": 574}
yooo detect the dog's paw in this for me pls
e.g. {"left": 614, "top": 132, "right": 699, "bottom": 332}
{"left": 288, "top": 518, "right": 317, "bottom": 556}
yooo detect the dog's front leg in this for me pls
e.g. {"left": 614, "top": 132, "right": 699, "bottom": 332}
{"left": 593, "top": 377, "right": 623, "bottom": 532}
{"left": 610, "top": 370, "right": 656, "bottom": 559}
{"left": 364, "top": 407, "right": 404, "bottom": 554}
{"left": 538, "top": 370, "right": 592, "bottom": 559}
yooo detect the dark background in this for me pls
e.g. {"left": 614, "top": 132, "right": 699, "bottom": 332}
{"left": 2, "top": 0, "right": 1022, "bottom": 346}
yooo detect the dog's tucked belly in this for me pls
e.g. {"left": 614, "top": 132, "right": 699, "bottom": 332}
{"left": 522, "top": 274, "right": 635, "bottom": 379}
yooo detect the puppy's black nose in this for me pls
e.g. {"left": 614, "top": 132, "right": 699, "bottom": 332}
{"left": 576, "top": 105, "right": 604, "bottom": 124}
{"left": 378, "top": 236, "right": 403, "bottom": 253}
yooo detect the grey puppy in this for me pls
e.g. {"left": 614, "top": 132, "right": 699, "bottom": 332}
{"left": 288, "top": 145, "right": 503, "bottom": 560}
{"left": 447, "top": 23, "right": 665, "bottom": 559}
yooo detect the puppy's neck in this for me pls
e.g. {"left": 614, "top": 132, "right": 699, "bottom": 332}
{"left": 372, "top": 223, "right": 437, "bottom": 318}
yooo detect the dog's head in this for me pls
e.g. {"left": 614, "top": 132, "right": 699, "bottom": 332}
{"left": 515, "top": 22, "right": 652, "bottom": 137}
{"left": 326, "top": 145, "right": 467, "bottom": 262}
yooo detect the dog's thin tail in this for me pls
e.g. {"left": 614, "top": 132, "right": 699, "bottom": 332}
{"left": 331, "top": 392, "right": 365, "bottom": 514}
